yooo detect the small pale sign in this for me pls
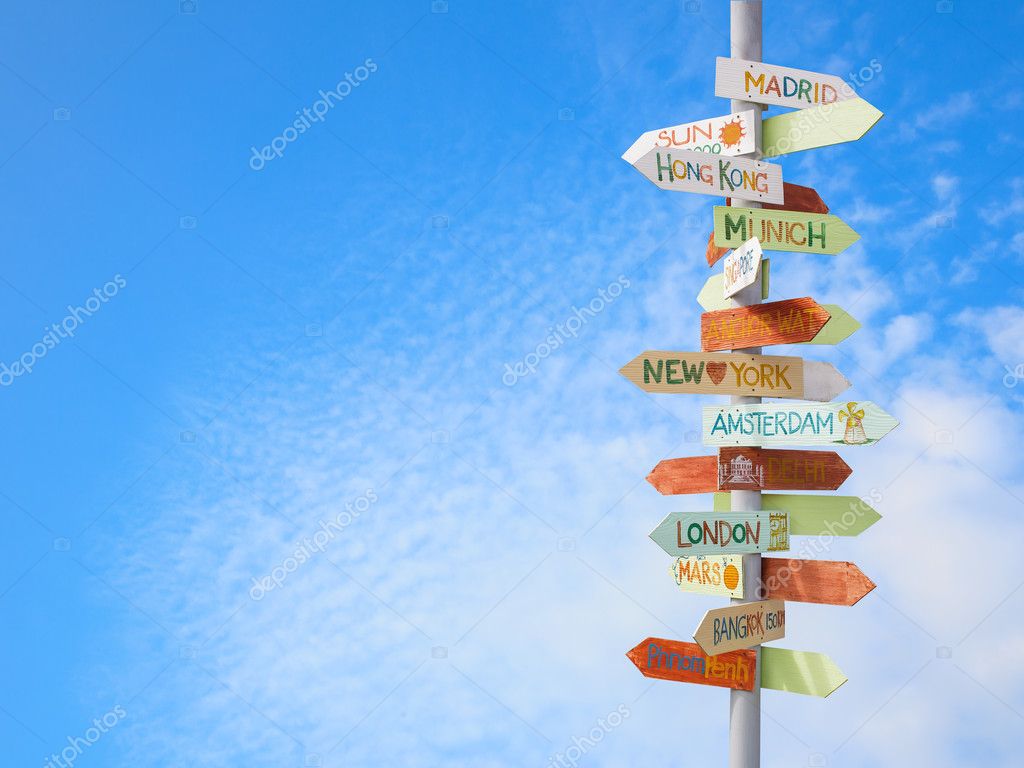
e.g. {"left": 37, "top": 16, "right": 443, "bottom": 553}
{"left": 723, "top": 237, "right": 763, "bottom": 299}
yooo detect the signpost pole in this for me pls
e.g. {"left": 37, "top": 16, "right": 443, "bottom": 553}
{"left": 728, "top": 2, "right": 763, "bottom": 767}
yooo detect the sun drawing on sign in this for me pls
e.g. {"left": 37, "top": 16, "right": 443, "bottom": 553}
{"left": 718, "top": 118, "right": 746, "bottom": 149}
{"left": 723, "top": 563, "right": 740, "bottom": 591}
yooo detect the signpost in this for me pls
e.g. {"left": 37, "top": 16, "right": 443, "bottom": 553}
{"left": 763, "top": 98, "right": 883, "bottom": 158}
{"left": 698, "top": 259, "right": 769, "bottom": 311}
{"left": 622, "top": 110, "right": 757, "bottom": 164}
{"left": 630, "top": 148, "right": 783, "bottom": 204}
{"left": 723, "top": 238, "right": 763, "bottom": 298}
{"left": 714, "top": 206, "right": 860, "bottom": 256}
{"left": 619, "top": 351, "right": 850, "bottom": 401}
{"left": 713, "top": 492, "right": 882, "bottom": 536}
{"left": 715, "top": 57, "right": 855, "bottom": 111}
{"left": 693, "top": 599, "right": 785, "bottom": 655}
{"left": 672, "top": 555, "right": 745, "bottom": 598}
{"left": 626, "top": 637, "right": 756, "bottom": 691}
{"left": 616, "top": 4, "right": 889, "bottom": 762}
{"left": 702, "top": 401, "right": 899, "bottom": 447}
{"left": 650, "top": 511, "right": 789, "bottom": 556}
{"left": 761, "top": 558, "right": 876, "bottom": 606}
{"left": 760, "top": 647, "right": 847, "bottom": 698}
{"left": 701, "top": 300, "right": 860, "bottom": 350}
{"left": 647, "top": 448, "right": 853, "bottom": 495}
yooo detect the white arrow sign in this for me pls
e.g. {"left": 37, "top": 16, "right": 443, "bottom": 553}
{"left": 723, "top": 237, "right": 763, "bottom": 299}
{"left": 715, "top": 57, "right": 856, "bottom": 111}
{"left": 622, "top": 110, "right": 757, "bottom": 165}
{"left": 631, "top": 148, "right": 783, "bottom": 204}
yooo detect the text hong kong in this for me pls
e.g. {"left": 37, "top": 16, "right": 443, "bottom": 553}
{"left": 654, "top": 152, "right": 770, "bottom": 196}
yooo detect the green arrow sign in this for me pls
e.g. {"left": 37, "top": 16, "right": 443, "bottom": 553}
{"left": 713, "top": 493, "right": 881, "bottom": 536}
{"left": 714, "top": 206, "right": 860, "bottom": 256}
{"left": 650, "top": 511, "right": 790, "bottom": 556}
{"left": 703, "top": 401, "right": 898, "bottom": 447}
{"left": 761, "top": 647, "right": 847, "bottom": 698}
{"left": 697, "top": 259, "right": 770, "bottom": 311}
{"left": 763, "top": 97, "right": 883, "bottom": 158}
{"left": 809, "top": 305, "right": 860, "bottom": 345}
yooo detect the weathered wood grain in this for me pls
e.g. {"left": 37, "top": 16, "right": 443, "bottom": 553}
{"left": 648, "top": 449, "right": 851, "bottom": 493}
{"left": 647, "top": 456, "right": 718, "bottom": 495}
{"left": 650, "top": 511, "right": 789, "bottom": 556}
{"left": 698, "top": 258, "right": 770, "bottom": 311}
{"left": 714, "top": 206, "right": 860, "bottom": 256}
{"left": 622, "top": 109, "right": 757, "bottom": 164}
{"left": 693, "top": 599, "right": 786, "bottom": 655}
{"left": 701, "top": 297, "right": 831, "bottom": 351}
{"left": 763, "top": 98, "right": 883, "bottom": 158}
{"left": 718, "top": 447, "right": 852, "bottom": 492}
{"left": 715, "top": 57, "right": 855, "bottom": 111}
{"left": 713, "top": 493, "right": 881, "bottom": 536}
{"left": 702, "top": 401, "right": 898, "bottom": 447}
{"left": 761, "top": 647, "right": 847, "bottom": 698}
{"left": 631, "top": 148, "right": 784, "bottom": 204}
{"left": 761, "top": 558, "right": 876, "bottom": 606}
{"left": 626, "top": 636, "right": 756, "bottom": 691}
{"left": 671, "top": 555, "right": 745, "bottom": 598}
{"left": 726, "top": 181, "right": 830, "bottom": 214}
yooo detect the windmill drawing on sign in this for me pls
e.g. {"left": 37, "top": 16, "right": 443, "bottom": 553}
{"left": 719, "top": 454, "right": 764, "bottom": 487}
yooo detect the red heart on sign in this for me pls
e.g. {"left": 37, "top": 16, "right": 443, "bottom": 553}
{"left": 706, "top": 362, "right": 727, "bottom": 385}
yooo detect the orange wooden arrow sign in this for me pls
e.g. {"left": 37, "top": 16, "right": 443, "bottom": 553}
{"left": 708, "top": 183, "right": 830, "bottom": 266}
{"left": 761, "top": 558, "right": 876, "bottom": 606}
{"left": 726, "top": 182, "right": 829, "bottom": 214}
{"left": 701, "top": 297, "right": 831, "bottom": 351}
{"left": 626, "top": 636, "right": 756, "bottom": 691}
{"left": 647, "top": 447, "right": 852, "bottom": 494}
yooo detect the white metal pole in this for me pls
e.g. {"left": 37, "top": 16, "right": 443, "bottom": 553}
{"left": 727, "top": 2, "right": 763, "bottom": 767}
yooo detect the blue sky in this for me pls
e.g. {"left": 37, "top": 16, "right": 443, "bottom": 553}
{"left": 2, "top": 0, "right": 1024, "bottom": 765}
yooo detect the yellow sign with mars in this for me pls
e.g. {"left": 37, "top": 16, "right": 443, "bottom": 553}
{"left": 671, "top": 554, "right": 744, "bottom": 598}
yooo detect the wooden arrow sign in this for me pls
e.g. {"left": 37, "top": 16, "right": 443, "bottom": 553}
{"left": 671, "top": 555, "right": 745, "bottom": 598}
{"left": 707, "top": 183, "right": 829, "bottom": 267}
{"left": 764, "top": 98, "right": 883, "bottom": 158}
{"left": 761, "top": 558, "right": 876, "bottom": 606}
{"left": 715, "top": 57, "right": 855, "bottom": 111}
{"left": 621, "top": 109, "right": 757, "bottom": 164}
{"left": 727, "top": 181, "right": 829, "bottom": 214}
{"left": 713, "top": 493, "right": 881, "bottom": 536}
{"left": 650, "top": 511, "right": 790, "bottom": 556}
{"left": 698, "top": 259, "right": 770, "bottom": 311}
{"left": 631, "top": 148, "right": 783, "bottom": 204}
{"left": 693, "top": 599, "right": 786, "bottom": 655}
{"left": 619, "top": 351, "right": 850, "bottom": 402}
{"left": 703, "top": 401, "right": 899, "bottom": 447}
{"left": 723, "top": 237, "right": 763, "bottom": 298}
{"left": 761, "top": 647, "right": 847, "bottom": 698}
{"left": 719, "top": 447, "right": 852, "bottom": 491}
{"left": 626, "top": 637, "right": 755, "bottom": 691}
{"left": 648, "top": 448, "right": 852, "bottom": 495}
{"left": 714, "top": 206, "right": 860, "bottom": 256}
{"left": 701, "top": 299, "right": 860, "bottom": 351}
